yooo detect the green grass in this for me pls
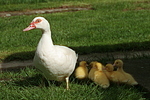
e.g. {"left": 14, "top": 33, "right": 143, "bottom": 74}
{"left": 0, "top": 0, "right": 47, "bottom": 4}
{"left": 0, "top": 1, "right": 149, "bottom": 99}
{"left": 0, "top": 0, "right": 89, "bottom": 12}
{"left": 0, "top": 0, "right": 150, "bottom": 61}
{"left": 0, "top": 67, "right": 147, "bottom": 100}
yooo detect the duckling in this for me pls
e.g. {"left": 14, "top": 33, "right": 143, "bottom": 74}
{"left": 105, "top": 63, "right": 128, "bottom": 84}
{"left": 93, "top": 62, "right": 110, "bottom": 88}
{"left": 88, "top": 61, "right": 98, "bottom": 81}
{"left": 75, "top": 61, "right": 88, "bottom": 79}
{"left": 113, "top": 59, "right": 138, "bottom": 86}
{"left": 104, "top": 64, "right": 114, "bottom": 80}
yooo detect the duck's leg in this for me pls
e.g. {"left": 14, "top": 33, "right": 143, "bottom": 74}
{"left": 65, "top": 77, "right": 69, "bottom": 90}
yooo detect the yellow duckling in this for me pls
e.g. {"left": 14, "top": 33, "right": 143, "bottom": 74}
{"left": 93, "top": 62, "right": 110, "bottom": 88}
{"left": 105, "top": 63, "right": 128, "bottom": 84}
{"left": 88, "top": 61, "right": 98, "bottom": 81}
{"left": 113, "top": 59, "right": 138, "bottom": 85}
{"left": 104, "top": 64, "right": 114, "bottom": 81}
{"left": 75, "top": 61, "right": 88, "bottom": 79}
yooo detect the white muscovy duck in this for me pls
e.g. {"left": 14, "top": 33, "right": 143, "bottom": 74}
{"left": 23, "top": 17, "right": 78, "bottom": 89}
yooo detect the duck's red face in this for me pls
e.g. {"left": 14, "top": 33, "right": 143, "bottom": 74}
{"left": 23, "top": 19, "right": 42, "bottom": 31}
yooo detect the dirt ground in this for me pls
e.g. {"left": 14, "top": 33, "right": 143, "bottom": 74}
{"left": 0, "top": 6, "right": 92, "bottom": 17}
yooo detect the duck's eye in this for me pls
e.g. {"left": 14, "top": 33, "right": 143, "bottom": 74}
{"left": 35, "top": 19, "right": 42, "bottom": 23}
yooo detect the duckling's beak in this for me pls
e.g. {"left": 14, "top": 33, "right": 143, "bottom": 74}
{"left": 86, "top": 64, "right": 88, "bottom": 66}
{"left": 112, "top": 64, "right": 117, "bottom": 71}
{"left": 102, "top": 67, "right": 106, "bottom": 70}
{"left": 112, "top": 63, "right": 115, "bottom": 67}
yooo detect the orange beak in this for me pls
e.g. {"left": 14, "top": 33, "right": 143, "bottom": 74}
{"left": 23, "top": 22, "right": 36, "bottom": 31}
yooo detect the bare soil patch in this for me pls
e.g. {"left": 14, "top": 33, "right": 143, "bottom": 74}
{"left": 123, "top": 7, "right": 150, "bottom": 11}
{"left": 135, "top": 1, "right": 150, "bottom": 4}
{"left": 123, "top": 0, "right": 150, "bottom": 11}
{"left": 0, "top": 5, "right": 92, "bottom": 17}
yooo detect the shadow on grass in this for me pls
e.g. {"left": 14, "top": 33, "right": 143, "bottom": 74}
{"left": 2, "top": 41, "right": 150, "bottom": 63}
{"left": 3, "top": 51, "right": 35, "bottom": 63}
{"left": 13, "top": 74, "right": 63, "bottom": 87}
{"left": 1, "top": 41, "right": 150, "bottom": 99}
{"left": 71, "top": 41, "right": 150, "bottom": 55}
{"left": 1, "top": 67, "right": 150, "bottom": 99}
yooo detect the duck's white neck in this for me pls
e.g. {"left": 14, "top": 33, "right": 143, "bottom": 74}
{"left": 36, "top": 29, "right": 54, "bottom": 52}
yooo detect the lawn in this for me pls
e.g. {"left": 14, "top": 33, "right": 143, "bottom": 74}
{"left": 0, "top": 67, "right": 147, "bottom": 100}
{"left": 0, "top": 0, "right": 149, "bottom": 99}
{"left": 0, "top": 0, "right": 150, "bottom": 61}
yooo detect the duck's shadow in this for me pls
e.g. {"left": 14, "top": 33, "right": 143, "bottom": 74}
{"left": 13, "top": 74, "right": 65, "bottom": 87}
{"left": 13, "top": 73, "right": 93, "bottom": 88}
